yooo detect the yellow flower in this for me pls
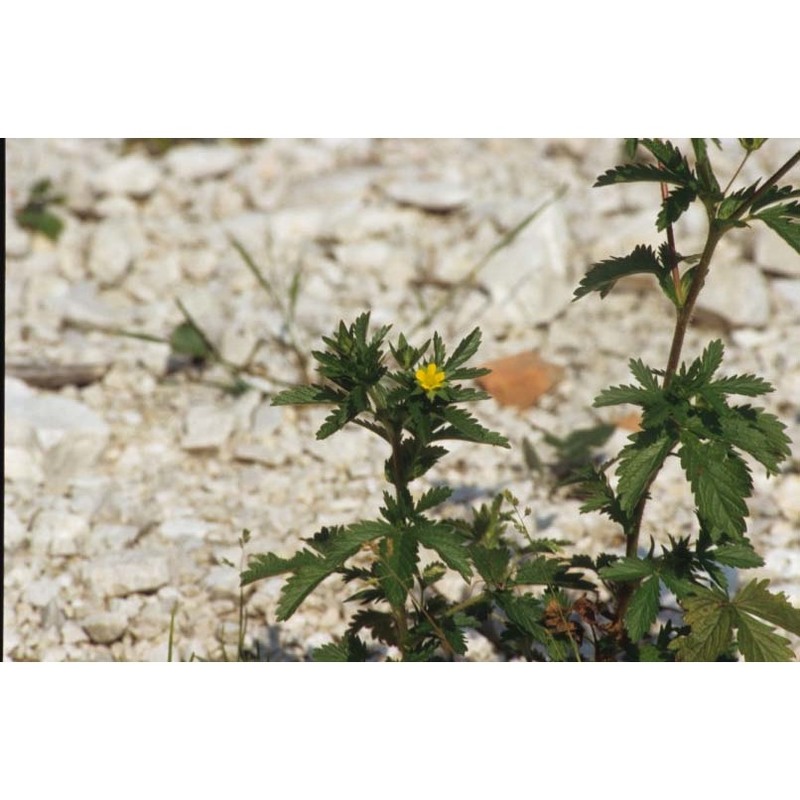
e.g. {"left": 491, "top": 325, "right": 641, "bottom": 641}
{"left": 415, "top": 362, "right": 446, "bottom": 393}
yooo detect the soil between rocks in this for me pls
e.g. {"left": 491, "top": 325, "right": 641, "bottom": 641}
{"left": 4, "top": 138, "right": 799, "bottom": 661}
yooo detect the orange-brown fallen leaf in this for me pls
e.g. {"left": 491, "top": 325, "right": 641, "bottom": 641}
{"left": 615, "top": 412, "right": 642, "bottom": 431}
{"left": 477, "top": 350, "right": 564, "bottom": 408}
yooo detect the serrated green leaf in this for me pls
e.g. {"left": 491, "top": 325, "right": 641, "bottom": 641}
{"left": 376, "top": 531, "right": 418, "bottom": 607}
{"left": 437, "top": 406, "right": 510, "bottom": 448}
{"left": 657, "top": 185, "right": 697, "bottom": 231}
{"left": 755, "top": 203, "right": 800, "bottom": 254}
{"left": 594, "top": 383, "right": 656, "bottom": 408}
{"left": 575, "top": 467, "right": 630, "bottom": 529}
{"left": 414, "top": 485, "right": 453, "bottom": 514}
{"left": 271, "top": 384, "right": 342, "bottom": 406}
{"left": 271, "top": 520, "right": 391, "bottom": 619}
{"left": 350, "top": 609, "right": 398, "bottom": 646}
{"left": 470, "top": 544, "right": 511, "bottom": 586}
{"left": 697, "top": 339, "right": 724, "bottom": 382}
{"left": 720, "top": 405, "right": 791, "bottom": 476}
{"left": 574, "top": 245, "right": 663, "bottom": 300}
{"left": 514, "top": 556, "right": 563, "bottom": 586}
{"left": 712, "top": 543, "right": 764, "bottom": 569}
{"left": 678, "top": 435, "right": 752, "bottom": 540}
{"left": 415, "top": 523, "right": 472, "bottom": 580}
{"left": 691, "top": 138, "right": 721, "bottom": 197}
{"left": 496, "top": 592, "right": 546, "bottom": 637}
{"left": 241, "top": 550, "right": 314, "bottom": 585}
{"left": 625, "top": 576, "right": 662, "bottom": 640}
{"left": 599, "top": 557, "right": 654, "bottom": 581}
{"left": 734, "top": 579, "right": 800, "bottom": 637}
{"left": 671, "top": 588, "right": 735, "bottom": 661}
{"left": 445, "top": 327, "right": 482, "bottom": 371}
{"left": 312, "top": 634, "right": 369, "bottom": 662}
{"left": 277, "top": 557, "right": 339, "bottom": 621}
{"left": 629, "top": 358, "right": 661, "bottom": 392}
{"left": 640, "top": 139, "right": 693, "bottom": 177}
{"left": 734, "top": 613, "right": 795, "bottom": 662}
{"left": 616, "top": 429, "right": 676, "bottom": 514}
{"left": 707, "top": 374, "right": 774, "bottom": 397}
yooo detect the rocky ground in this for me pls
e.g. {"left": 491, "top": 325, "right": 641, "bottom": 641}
{"left": 4, "top": 138, "right": 799, "bottom": 661}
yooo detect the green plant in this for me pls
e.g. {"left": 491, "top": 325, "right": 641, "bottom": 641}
{"left": 241, "top": 139, "right": 800, "bottom": 661}
{"left": 570, "top": 138, "right": 800, "bottom": 659}
{"left": 14, "top": 178, "right": 66, "bottom": 241}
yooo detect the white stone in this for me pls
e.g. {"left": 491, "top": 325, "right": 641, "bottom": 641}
{"left": 24, "top": 578, "right": 61, "bottom": 608}
{"left": 697, "top": 261, "right": 771, "bottom": 328}
{"left": 754, "top": 225, "right": 800, "bottom": 277}
{"left": 30, "top": 509, "right": 89, "bottom": 556}
{"left": 233, "top": 442, "right": 283, "bottom": 467}
{"left": 4, "top": 507, "right": 28, "bottom": 550}
{"left": 384, "top": 179, "right": 470, "bottom": 212}
{"left": 166, "top": 144, "right": 241, "bottom": 181}
{"left": 159, "top": 517, "right": 211, "bottom": 540}
{"left": 87, "top": 217, "right": 145, "bottom": 285}
{"left": 62, "top": 620, "right": 90, "bottom": 645}
{"left": 92, "top": 154, "right": 161, "bottom": 198}
{"left": 82, "top": 611, "right": 128, "bottom": 644}
{"left": 220, "top": 325, "right": 258, "bottom": 366}
{"left": 88, "top": 523, "right": 141, "bottom": 552}
{"left": 95, "top": 195, "right": 139, "bottom": 218}
{"left": 477, "top": 203, "right": 574, "bottom": 328}
{"left": 4, "top": 445, "right": 44, "bottom": 484}
{"left": 771, "top": 278, "right": 800, "bottom": 319}
{"left": 84, "top": 551, "right": 171, "bottom": 597}
{"left": 775, "top": 475, "right": 800, "bottom": 522}
{"left": 181, "top": 404, "right": 235, "bottom": 450}
{"left": 252, "top": 401, "right": 283, "bottom": 437}
{"left": 60, "top": 281, "right": 128, "bottom": 329}
{"left": 203, "top": 566, "right": 240, "bottom": 600}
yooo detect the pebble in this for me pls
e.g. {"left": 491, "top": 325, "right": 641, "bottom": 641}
{"left": 84, "top": 551, "right": 171, "bottom": 598}
{"left": 697, "top": 260, "right": 771, "bottom": 328}
{"left": 30, "top": 509, "right": 89, "bottom": 556}
{"left": 181, "top": 404, "right": 236, "bottom": 451}
{"left": 82, "top": 611, "right": 129, "bottom": 644}
{"left": 383, "top": 179, "right": 470, "bottom": 212}
{"left": 92, "top": 154, "right": 161, "bottom": 198}
{"left": 165, "top": 144, "right": 241, "bottom": 181}
{"left": 87, "top": 217, "right": 145, "bottom": 286}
